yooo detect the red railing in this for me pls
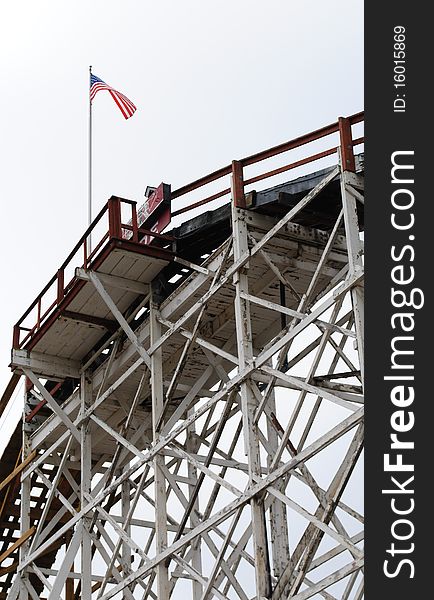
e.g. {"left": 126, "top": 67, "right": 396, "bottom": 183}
{"left": 13, "top": 197, "right": 173, "bottom": 350}
{"left": 171, "top": 111, "right": 363, "bottom": 214}
{"left": 12, "top": 112, "right": 363, "bottom": 352}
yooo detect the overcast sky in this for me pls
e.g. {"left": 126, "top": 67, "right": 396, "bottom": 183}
{"left": 0, "top": 1, "right": 363, "bottom": 449}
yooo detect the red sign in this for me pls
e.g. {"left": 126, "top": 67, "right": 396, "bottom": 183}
{"left": 123, "top": 183, "right": 171, "bottom": 244}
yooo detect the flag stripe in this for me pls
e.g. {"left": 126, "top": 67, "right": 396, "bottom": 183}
{"left": 90, "top": 74, "right": 136, "bottom": 119}
{"left": 116, "top": 91, "right": 136, "bottom": 113}
{"left": 113, "top": 90, "right": 136, "bottom": 114}
{"left": 109, "top": 90, "right": 129, "bottom": 120}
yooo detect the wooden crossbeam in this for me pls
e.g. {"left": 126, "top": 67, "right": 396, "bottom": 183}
{"left": 0, "top": 561, "right": 18, "bottom": 576}
{"left": 0, "top": 526, "right": 35, "bottom": 565}
{"left": 0, "top": 450, "right": 37, "bottom": 494}
{"left": 61, "top": 310, "right": 118, "bottom": 332}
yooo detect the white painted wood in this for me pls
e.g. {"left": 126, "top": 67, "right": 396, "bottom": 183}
{"left": 150, "top": 291, "right": 170, "bottom": 600}
{"left": 76, "top": 267, "right": 150, "bottom": 294}
{"left": 47, "top": 524, "right": 82, "bottom": 600}
{"left": 12, "top": 164, "right": 364, "bottom": 599}
{"left": 13, "top": 349, "right": 80, "bottom": 379}
{"left": 80, "top": 372, "right": 93, "bottom": 600}
{"left": 24, "top": 369, "right": 81, "bottom": 443}
{"left": 231, "top": 200, "right": 272, "bottom": 599}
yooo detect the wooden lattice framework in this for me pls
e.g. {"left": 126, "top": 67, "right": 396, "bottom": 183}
{"left": 0, "top": 115, "right": 364, "bottom": 600}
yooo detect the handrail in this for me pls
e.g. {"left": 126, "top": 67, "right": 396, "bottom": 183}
{"left": 12, "top": 111, "right": 363, "bottom": 351}
{"left": 12, "top": 195, "right": 170, "bottom": 349}
{"left": 172, "top": 111, "right": 364, "bottom": 204}
{"left": 15, "top": 202, "right": 110, "bottom": 329}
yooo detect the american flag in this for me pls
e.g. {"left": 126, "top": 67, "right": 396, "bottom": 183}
{"left": 90, "top": 73, "right": 137, "bottom": 119}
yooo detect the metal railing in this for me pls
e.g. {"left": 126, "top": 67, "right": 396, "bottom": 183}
{"left": 12, "top": 112, "right": 363, "bottom": 351}
{"left": 12, "top": 197, "right": 173, "bottom": 350}
{"left": 171, "top": 112, "right": 363, "bottom": 213}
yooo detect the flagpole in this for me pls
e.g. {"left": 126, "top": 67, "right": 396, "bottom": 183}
{"left": 88, "top": 65, "right": 93, "bottom": 254}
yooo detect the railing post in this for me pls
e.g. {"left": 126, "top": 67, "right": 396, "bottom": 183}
{"left": 57, "top": 269, "right": 64, "bottom": 304}
{"left": 108, "top": 196, "right": 122, "bottom": 238}
{"left": 25, "top": 377, "right": 33, "bottom": 393}
{"left": 131, "top": 202, "right": 138, "bottom": 242}
{"left": 231, "top": 160, "right": 245, "bottom": 208}
{"left": 37, "top": 299, "right": 41, "bottom": 328}
{"left": 338, "top": 117, "right": 355, "bottom": 172}
{"left": 13, "top": 325, "right": 20, "bottom": 349}
{"left": 83, "top": 238, "right": 88, "bottom": 269}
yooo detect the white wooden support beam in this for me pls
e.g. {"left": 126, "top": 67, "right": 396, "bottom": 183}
{"left": 170, "top": 554, "right": 227, "bottom": 600}
{"left": 301, "top": 208, "right": 344, "bottom": 308}
{"left": 88, "top": 270, "right": 151, "bottom": 368}
{"left": 173, "top": 256, "right": 212, "bottom": 276}
{"left": 343, "top": 171, "right": 364, "bottom": 190}
{"left": 47, "top": 525, "right": 82, "bottom": 600}
{"left": 262, "top": 484, "right": 362, "bottom": 559}
{"left": 150, "top": 290, "right": 170, "bottom": 600}
{"left": 34, "top": 467, "right": 76, "bottom": 517}
{"left": 18, "top": 386, "right": 32, "bottom": 600}
{"left": 89, "top": 523, "right": 137, "bottom": 600}
{"left": 23, "top": 369, "right": 81, "bottom": 443}
{"left": 265, "top": 381, "right": 290, "bottom": 580}
{"left": 80, "top": 372, "right": 93, "bottom": 600}
{"left": 75, "top": 267, "right": 150, "bottom": 295}
{"left": 231, "top": 199, "right": 272, "bottom": 599}
{"left": 308, "top": 531, "right": 364, "bottom": 574}
{"left": 256, "top": 271, "right": 363, "bottom": 368}
{"left": 29, "top": 563, "right": 53, "bottom": 592}
{"left": 248, "top": 166, "right": 340, "bottom": 260}
{"left": 287, "top": 559, "right": 364, "bottom": 600}
{"left": 345, "top": 183, "right": 364, "bottom": 204}
{"left": 29, "top": 437, "right": 74, "bottom": 552}
{"left": 13, "top": 349, "right": 80, "bottom": 380}
{"left": 341, "top": 570, "right": 360, "bottom": 600}
{"left": 240, "top": 291, "right": 356, "bottom": 339}
{"left": 96, "top": 408, "right": 364, "bottom": 600}
{"left": 159, "top": 317, "right": 239, "bottom": 366}
{"left": 339, "top": 164, "right": 365, "bottom": 381}
{"left": 23, "top": 577, "right": 42, "bottom": 600}
{"left": 90, "top": 414, "right": 147, "bottom": 461}
{"left": 199, "top": 508, "right": 243, "bottom": 600}
{"left": 96, "top": 466, "right": 152, "bottom": 599}
{"left": 200, "top": 531, "right": 250, "bottom": 600}
{"left": 186, "top": 413, "right": 203, "bottom": 600}
{"left": 93, "top": 505, "right": 149, "bottom": 563}
{"left": 17, "top": 370, "right": 363, "bottom": 594}
{"left": 19, "top": 401, "right": 363, "bottom": 592}
{"left": 284, "top": 424, "right": 365, "bottom": 596}
{"left": 260, "top": 366, "right": 359, "bottom": 413}
{"left": 169, "top": 444, "right": 243, "bottom": 498}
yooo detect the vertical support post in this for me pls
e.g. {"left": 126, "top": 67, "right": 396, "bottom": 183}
{"left": 13, "top": 324, "right": 21, "bottom": 349}
{"left": 231, "top": 190, "right": 272, "bottom": 598}
{"left": 339, "top": 157, "right": 364, "bottom": 380}
{"left": 83, "top": 238, "right": 88, "bottom": 269}
{"left": 80, "top": 372, "right": 93, "bottom": 599}
{"left": 37, "top": 299, "right": 41, "bottom": 329}
{"left": 108, "top": 196, "right": 122, "bottom": 239}
{"left": 121, "top": 466, "right": 132, "bottom": 596}
{"left": 338, "top": 117, "right": 355, "bottom": 173}
{"left": 57, "top": 269, "right": 65, "bottom": 304}
{"left": 266, "top": 387, "right": 290, "bottom": 580}
{"left": 150, "top": 288, "right": 169, "bottom": 600}
{"left": 65, "top": 530, "right": 74, "bottom": 600}
{"left": 232, "top": 160, "right": 245, "bottom": 208}
{"left": 19, "top": 388, "right": 31, "bottom": 600}
{"left": 131, "top": 203, "right": 139, "bottom": 242}
{"left": 186, "top": 413, "right": 203, "bottom": 600}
